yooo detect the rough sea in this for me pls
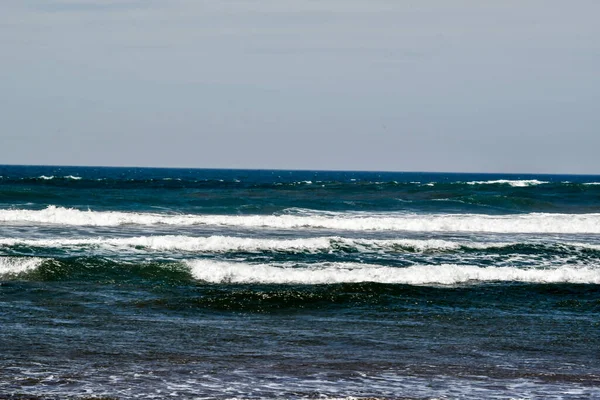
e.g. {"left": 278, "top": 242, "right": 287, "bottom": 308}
{"left": 1, "top": 165, "right": 599, "bottom": 399}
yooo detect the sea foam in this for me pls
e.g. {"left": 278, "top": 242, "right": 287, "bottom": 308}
{"left": 186, "top": 260, "right": 600, "bottom": 285}
{"left": 0, "top": 257, "right": 45, "bottom": 276}
{"left": 466, "top": 179, "right": 548, "bottom": 187}
{"left": 2, "top": 206, "right": 600, "bottom": 233}
{"left": 3, "top": 235, "right": 599, "bottom": 254}
{"left": 0, "top": 235, "right": 337, "bottom": 253}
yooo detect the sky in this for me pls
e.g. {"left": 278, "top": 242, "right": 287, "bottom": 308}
{"left": 1, "top": 0, "right": 599, "bottom": 173}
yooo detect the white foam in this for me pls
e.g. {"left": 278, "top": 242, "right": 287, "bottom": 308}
{"left": 583, "top": 182, "right": 600, "bottom": 186}
{"left": 0, "top": 235, "right": 333, "bottom": 253}
{"left": 2, "top": 206, "right": 600, "bottom": 234}
{"left": 38, "top": 175, "right": 54, "bottom": 180}
{"left": 186, "top": 260, "right": 600, "bottom": 285}
{"left": 0, "top": 257, "right": 44, "bottom": 276}
{"left": 466, "top": 179, "right": 548, "bottom": 187}
{"left": 5, "top": 235, "right": 600, "bottom": 254}
{"left": 0, "top": 235, "right": 502, "bottom": 253}
{"left": 64, "top": 175, "right": 82, "bottom": 180}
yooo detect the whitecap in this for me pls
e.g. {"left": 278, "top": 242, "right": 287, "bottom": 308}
{"left": 2, "top": 206, "right": 600, "bottom": 234}
{"left": 0, "top": 236, "right": 479, "bottom": 253}
{"left": 0, "top": 257, "right": 45, "bottom": 276}
{"left": 186, "top": 259, "right": 600, "bottom": 285}
{"left": 466, "top": 179, "right": 548, "bottom": 187}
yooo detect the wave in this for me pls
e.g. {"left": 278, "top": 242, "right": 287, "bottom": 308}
{"left": 0, "top": 235, "right": 338, "bottom": 253}
{"left": 2, "top": 235, "right": 600, "bottom": 254}
{"left": 0, "top": 256, "right": 45, "bottom": 275}
{"left": 2, "top": 206, "right": 600, "bottom": 233}
{"left": 0, "top": 175, "right": 84, "bottom": 181}
{"left": 4, "top": 256, "right": 599, "bottom": 286}
{"left": 465, "top": 180, "right": 548, "bottom": 187}
{"left": 36, "top": 175, "right": 81, "bottom": 180}
{"left": 187, "top": 260, "right": 600, "bottom": 285}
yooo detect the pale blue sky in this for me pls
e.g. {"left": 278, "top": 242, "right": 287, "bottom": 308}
{"left": 1, "top": 0, "right": 599, "bottom": 173}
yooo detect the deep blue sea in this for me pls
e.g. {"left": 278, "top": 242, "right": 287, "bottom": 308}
{"left": 1, "top": 165, "right": 599, "bottom": 399}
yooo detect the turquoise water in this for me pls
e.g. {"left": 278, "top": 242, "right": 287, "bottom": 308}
{"left": 1, "top": 165, "right": 599, "bottom": 399}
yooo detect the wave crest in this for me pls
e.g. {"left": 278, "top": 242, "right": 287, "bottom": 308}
{"left": 3, "top": 235, "right": 600, "bottom": 254}
{"left": 2, "top": 206, "right": 600, "bottom": 233}
{"left": 466, "top": 180, "right": 548, "bottom": 187}
{"left": 0, "top": 257, "right": 45, "bottom": 276}
{"left": 186, "top": 260, "right": 600, "bottom": 285}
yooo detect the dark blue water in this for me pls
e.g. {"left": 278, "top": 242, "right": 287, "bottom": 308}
{"left": 1, "top": 165, "right": 599, "bottom": 399}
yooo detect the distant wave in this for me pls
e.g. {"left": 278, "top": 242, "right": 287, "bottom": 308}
{"left": 2, "top": 235, "right": 600, "bottom": 254}
{"left": 2, "top": 206, "right": 600, "bottom": 233}
{"left": 465, "top": 180, "right": 548, "bottom": 187}
{"left": 2, "top": 176, "right": 600, "bottom": 191}
{"left": 187, "top": 260, "right": 600, "bottom": 285}
{"left": 0, "top": 175, "right": 84, "bottom": 181}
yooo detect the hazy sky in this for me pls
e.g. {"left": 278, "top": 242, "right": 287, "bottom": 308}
{"left": 1, "top": 0, "right": 599, "bottom": 173}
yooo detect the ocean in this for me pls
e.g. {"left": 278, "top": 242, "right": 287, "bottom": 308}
{"left": 0, "top": 165, "right": 599, "bottom": 399}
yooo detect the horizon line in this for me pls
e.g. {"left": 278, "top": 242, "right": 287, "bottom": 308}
{"left": 1, "top": 163, "right": 599, "bottom": 177}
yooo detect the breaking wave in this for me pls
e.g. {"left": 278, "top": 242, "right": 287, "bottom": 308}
{"left": 465, "top": 179, "right": 548, "bottom": 187}
{"left": 0, "top": 256, "right": 45, "bottom": 276}
{"left": 4, "top": 256, "right": 600, "bottom": 286}
{"left": 2, "top": 206, "right": 600, "bottom": 233}
{"left": 187, "top": 260, "right": 600, "bottom": 285}
{"left": 2, "top": 235, "right": 600, "bottom": 255}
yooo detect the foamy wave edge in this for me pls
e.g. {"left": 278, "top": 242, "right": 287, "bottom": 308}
{"left": 2, "top": 206, "right": 600, "bottom": 233}
{"left": 0, "top": 257, "right": 45, "bottom": 275}
{"left": 186, "top": 260, "right": 600, "bottom": 285}
{"left": 37, "top": 175, "right": 82, "bottom": 180}
{"left": 0, "top": 236, "right": 498, "bottom": 252}
{"left": 1, "top": 235, "right": 600, "bottom": 253}
{"left": 466, "top": 179, "right": 548, "bottom": 187}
